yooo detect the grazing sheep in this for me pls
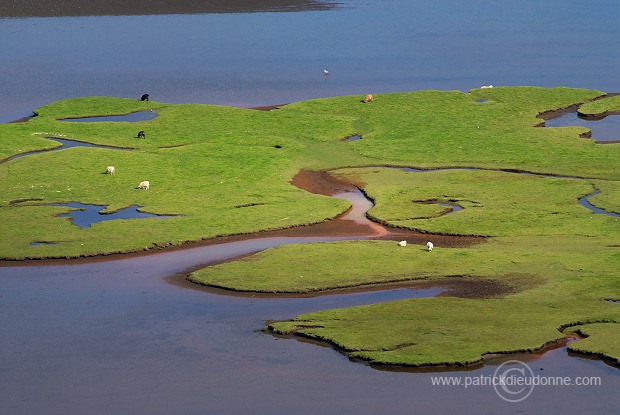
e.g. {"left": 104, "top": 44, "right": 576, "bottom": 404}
{"left": 362, "top": 94, "right": 373, "bottom": 103}
{"left": 427, "top": 241, "right": 434, "bottom": 252}
{"left": 104, "top": 166, "right": 115, "bottom": 174}
{"left": 137, "top": 130, "right": 146, "bottom": 139}
{"left": 398, "top": 240, "right": 407, "bottom": 247}
{"left": 138, "top": 180, "right": 150, "bottom": 190}
{"left": 141, "top": 94, "right": 150, "bottom": 101}
{"left": 480, "top": 85, "right": 494, "bottom": 89}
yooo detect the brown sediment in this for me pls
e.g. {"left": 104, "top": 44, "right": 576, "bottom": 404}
{"left": 536, "top": 103, "right": 582, "bottom": 124}
{"left": 575, "top": 92, "right": 620, "bottom": 120}
{"left": 0, "top": 0, "right": 339, "bottom": 18}
{"left": 567, "top": 350, "right": 620, "bottom": 369}
{"left": 7, "top": 115, "right": 36, "bottom": 124}
{"left": 534, "top": 93, "right": 620, "bottom": 144}
{"left": 269, "top": 318, "right": 620, "bottom": 372}
{"left": 535, "top": 93, "right": 615, "bottom": 121}
{"left": 0, "top": 167, "right": 484, "bottom": 265}
{"left": 290, "top": 168, "right": 359, "bottom": 196}
{"left": 248, "top": 103, "right": 288, "bottom": 111}
{"left": 576, "top": 110, "right": 620, "bottom": 121}
{"left": 168, "top": 273, "right": 517, "bottom": 299}
{"left": 267, "top": 325, "right": 585, "bottom": 373}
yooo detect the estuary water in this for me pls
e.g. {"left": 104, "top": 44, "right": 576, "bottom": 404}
{"left": 1, "top": 1, "right": 620, "bottom": 414}
{"left": 1, "top": 0, "right": 619, "bottom": 123}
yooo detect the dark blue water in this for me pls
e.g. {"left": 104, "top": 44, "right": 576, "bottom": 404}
{"left": 2, "top": 2, "right": 620, "bottom": 414}
{"left": 579, "top": 190, "right": 620, "bottom": 218}
{"left": 545, "top": 112, "right": 620, "bottom": 142}
{"left": 51, "top": 202, "right": 176, "bottom": 228}
{"left": 343, "top": 135, "right": 362, "bottom": 141}
{"left": 1, "top": 0, "right": 619, "bottom": 123}
{"left": 4, "top": 137, "right": 128, "bottom": 162}
{"left": 2, "top": 243, "right": 619, "bottom": 415}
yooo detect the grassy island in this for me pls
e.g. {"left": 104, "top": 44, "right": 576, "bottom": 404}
{"left": 1, "top": 87, "right": 618, "bottom": 368}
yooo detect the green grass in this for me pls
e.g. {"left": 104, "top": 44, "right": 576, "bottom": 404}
{"left": 188, "top": 237, "right": 619, "bottom": 294}
{"left": 257, "top": 235, "right": 619, "bottom": 366}
{"left": 566, "top": 323, "right": 620, "bottom": 366}
{"left": 333, "top": 168, "right": 619, "bottom": 238}
{"left": 2, "top": 87, "right": 620, "bottom": 368}
{"left": 191, "top": 234, "right": 620, "bottom": 367}
{"left": 578, "top": 94, "right": 620, "bottom": 116}
{"left": 269, "top": 297, "right": 618, "bottom": 367}
{"left": 2, "top": 87, "right": 618, "bottom": 259}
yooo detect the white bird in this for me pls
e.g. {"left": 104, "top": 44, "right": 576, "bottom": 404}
{"left": 323, "top": 69, "right": 329, "bottom": 76}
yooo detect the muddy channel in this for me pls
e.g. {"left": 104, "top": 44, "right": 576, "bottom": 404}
{"left": 2, "top": 168, "right": 619, "bottom": 414}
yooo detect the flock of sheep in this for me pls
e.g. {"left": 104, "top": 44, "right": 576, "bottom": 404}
{"left": 399, "top": 240, "right": 434, "bottom": 251}
{"left": 103, "top": 166, "right": 149, "bottom": 190}
{"left": 101, "top": 94, "right": 152, "bottom": 189}
{"left": 105, "top": 93, "right": 440, "bottom": 245}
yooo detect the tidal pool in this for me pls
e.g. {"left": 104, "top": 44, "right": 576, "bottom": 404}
{"left": 361, "top": 166, "right": 616, "bottom": 218}
{"left": 4, "top": 137, "right": 128, "bottom": 163}
{"left": 544, "top": 111, "right": 620, "bottom": 143}
{"left": 50, "top": 202, "right": 176, "bottom": 229}
{"left": 58, "top": 110, "right": 157, "bottom": 123}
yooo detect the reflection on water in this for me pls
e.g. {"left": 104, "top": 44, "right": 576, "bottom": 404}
{"left": 544, "top": 111, "right": 620, "bottom": 142}
{"left": 1, "top": 247, "right": 619, "bottom": 415}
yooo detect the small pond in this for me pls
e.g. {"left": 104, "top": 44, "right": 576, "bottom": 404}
{"left": 29, "top": 241, "right": 57, "bottom": 247}
{"left": 357, "top": 166, "right": 620, "bottom": 218}
{"left": 343, "top": 135, "right": 362, "bottom": 141}
{"left": 544, "top": 111, "right": 620, "bottom": 143}
{"left": 58, "top": 110, "right": 157, "bottom": 123}
{"left": 51, "top": 202, "right": 176, "bottom": 229}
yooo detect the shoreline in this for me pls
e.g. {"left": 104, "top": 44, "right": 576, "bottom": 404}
{"left": 0, "top": 0, "right": 339, "bottom": 18}
{"left": 268, "top": 321, "right": 620, "bottom": 372}
{"left": 0, "top": 168, "right": 484, "bottom": 265}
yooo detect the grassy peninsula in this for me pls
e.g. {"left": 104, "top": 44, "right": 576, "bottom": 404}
{"left": 2, "top": 86, "right": 619, "bottom": 369}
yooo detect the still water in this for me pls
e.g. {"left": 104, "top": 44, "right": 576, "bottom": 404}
{"left": 2, "top": 246, "right": 620, "bottom": 415}
{"left": 1, "top": 0, "right": 619, "bottom": 123}
{"left": 1, "top": 1, "right": 620, "bottom": 414}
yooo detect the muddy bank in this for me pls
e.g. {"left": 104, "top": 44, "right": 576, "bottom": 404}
{"left": 291, "top": 168, "right": 359, "bottom": 196}
{"left": 268, "top": 322, "right": 584, "bottom": 372}
{"left": 535, "top": 93, "right": 614, "bottom": 122}
{"left": 1, "top": 168, "right": 484, "bottom": 264}
{"left": 0, "top": 0, "right": 339, "bottom": 18}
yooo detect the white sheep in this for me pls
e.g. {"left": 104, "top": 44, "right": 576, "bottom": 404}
{"left": 426, "top": 241, "right": 434, "bottom": 252}
{"left": 480, "top": 85, "right": 494, "bottom": 89}
{"left": 138, "top": 180, "right": 150, "bottom": 190}
{"left": 398, "top": 240, "right": 407, "bottom": 247}
{"left": 104, "top": 166, "right": 115, "bottom": 174}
